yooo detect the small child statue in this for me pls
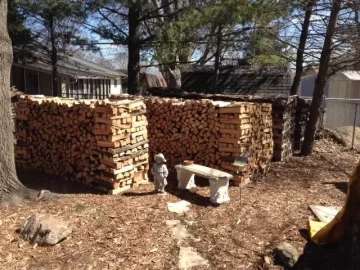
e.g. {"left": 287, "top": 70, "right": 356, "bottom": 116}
{"left": 151, "top": 153, "right": 168, "bottom": 193}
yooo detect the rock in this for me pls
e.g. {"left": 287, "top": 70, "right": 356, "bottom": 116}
{"left": 18, "top": 214, "right": 72, "bottom": 246}
{"left": 167, "top": 200, "right": 191, "bottom": 214}
{"left": 179, "top": 246, "right": 209, "bottom": 270}
{"left": 264, "top": 255, "right": 272, "bottom": 264}
{"left": 166, "top": 220, "right": 190, "bottom": 244}
{"left": 275, "top": 242, "right": 299, "bottom": 268}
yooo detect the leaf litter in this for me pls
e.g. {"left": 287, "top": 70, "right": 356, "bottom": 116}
{"left": 0, "top": 138, "right": 357, "bottom": 270}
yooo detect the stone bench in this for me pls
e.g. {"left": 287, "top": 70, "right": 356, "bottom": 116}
{"left": 174, "top": 163, "right": 233, "bottom": 204}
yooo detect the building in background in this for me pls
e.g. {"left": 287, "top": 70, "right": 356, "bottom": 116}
{"left": 299, "top": 66, "right": 329, "bottom": 97}
{"left": 328, "top": 71, "right": 360, "bottom": 99}
{"left": 178, "top": 65, "right": 293, "bottom": 96}
{"left": 11, "top": 55, "right": 126, "bottom": 99}
{"left": 120, "top": 66, "right": 167, "bottom": 94}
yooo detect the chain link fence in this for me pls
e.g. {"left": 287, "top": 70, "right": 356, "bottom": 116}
{"left": 324, "top": 98, "right": 360, "bottom": 148}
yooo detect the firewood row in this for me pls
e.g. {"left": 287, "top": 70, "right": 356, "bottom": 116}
{"left": 14, "top": 95, "right": 149, "bottom": 194}
{"left": 271, "top": 97, "right": 297, "bottom": 161}
{"left": 145, "top": 91, "right": 306, "bottom": 163}
{"left": 145, "top": 98, "right": 229, "bottom": 170}
{"left": 218, "top": 102, "right": 273, "bottom": 186}
{"left": 93, "top": 99, "right": 149, "bottom": 194}
{"left": 15, "top": 96, "right": 101, "bottom": 185}
{"left": 294, "top": 98, "right": 311, "bottom": 151}
{"left": 14, "top": 93, "right": 305, "bottom": 191}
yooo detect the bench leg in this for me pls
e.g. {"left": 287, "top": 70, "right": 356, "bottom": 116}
{"left": 176, "top": 169, "right": 196, "bottom": 190}
{"left": 209, "top": 178, "right": 230, "bottom": 204}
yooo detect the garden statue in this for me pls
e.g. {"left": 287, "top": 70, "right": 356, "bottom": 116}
{"left": 151, "top": 153, "right": 168, "bottom": 193}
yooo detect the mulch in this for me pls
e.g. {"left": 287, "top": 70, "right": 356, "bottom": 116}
{"left": 0, "top": 138, "right": 358, "bottom": 270}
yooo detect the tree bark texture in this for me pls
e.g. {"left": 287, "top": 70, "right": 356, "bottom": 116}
{"left": 353, "top": 6, "right": 360, "bottom": 70}
{"left": 49, "top": 15, "right": 59, "bottom": 97}
{"left": 290, "top": 0, "right": 318, "bottom": 95}
{"left": 212, "top": 24, "right": 223, "bottom": 93}
{"left": 161, "top": 65, "right": 182, "bottom": 88}
{"left": 301, "top": 0, "right": 342, "bottom": 156}
{"left": 0, "top": 0, "right": 29, "bottom": 204}
{"left": 127, "top": 1, "right": 141, "bottom": 95}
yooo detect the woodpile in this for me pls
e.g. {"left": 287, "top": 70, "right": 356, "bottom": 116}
{"left": 15, "top": 95, "right": 149, "bottom": 194}
{"left": 14, "top": 92, "right": 307, "bottom": 191}
{"left": 15, "top": 96, "right": 101, "bottom": 185}
{"left": 219, "top": 102, "right": 273, "bottom": 186}
{"left": 294, "top": 97, "right": 311, "bottom": 151}
{"left": 271, "top": 97, "right": 297, "bottom": 161}
{"left": 145, "top": 90, "right": 309, "bottom": 162}
{"left": 145, "top": 98, "right": 229, "bottom": 170}
{"left": 93, "top": 99, "right": 149, "bottom": 194}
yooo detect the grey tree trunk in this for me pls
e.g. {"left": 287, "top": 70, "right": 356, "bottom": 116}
{"left": 301, "top": 0, "right": 343, "bottom": 156}
{"left": 0, "top": 0, "right": 32, "bottom": 205}
{"left": 127, "top": 0, "right": 141, "bottom": 95}
{"left": 212, "top": 24, "right": 223, "bottom": 93}
{"left": 161, "top": 65, "right": 182, "bottom": 89}
{"left": 290, "top": 0, "right": 318, "bottom": 96}
{"left": 49, "top": 15, "right": 59, "bottom": 97}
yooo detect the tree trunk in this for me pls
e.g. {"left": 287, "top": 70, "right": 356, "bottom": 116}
{"left": 212, "top": 24, "right": 223, "bottom": 93}
{"left": 353, "top": 6, "right": 360, "bottom": 70}
{"left": 127, "top": 1, "right": 141, "bottom": 95}
{"left": 290, "top": 0, "right": 318, "bottom": 96}
{"left": 161, "top": 65, "right": 182, "bottom": 88}
{"left": 49, "top": 15, "right": 59, "bottom": 97}
{"left": 0, "top": 0, "right": 32, "bottom": 204}
{"left": 301, "top": 0, "right": 342, "bottom": 156}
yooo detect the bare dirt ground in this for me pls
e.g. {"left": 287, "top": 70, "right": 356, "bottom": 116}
{"left": 0, "top": 138, "right": 358, "bottom": 270}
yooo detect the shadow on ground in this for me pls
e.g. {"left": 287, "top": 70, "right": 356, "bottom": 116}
{"left": 293, "top": 241, "right": 350, "bottom": 270}
{"left": 123, "top": 172, "right": 217, "bottom": 207}
{"left": 321, "top": 181, "right": 348, "bottom": 194}
{"left": 17, "top": 169, "right": 103, "bottom": 195}
{"left": 166, "top": 173, "right": 219, "bottom": 207}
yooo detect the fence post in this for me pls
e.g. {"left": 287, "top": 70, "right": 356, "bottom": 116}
{"left": 352, "top": 103, "right": 358, "bottom": 149}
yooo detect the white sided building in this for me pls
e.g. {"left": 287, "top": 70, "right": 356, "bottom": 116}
{"left": 11, "top": 54, "right": 126, "bottom": 99}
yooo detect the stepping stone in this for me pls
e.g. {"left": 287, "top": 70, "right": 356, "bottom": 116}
{"left": 179, "top": 246, "right": 209, "bottom": 270}
{"left": 167, "top": 200, "right": 191, "bottom": 214}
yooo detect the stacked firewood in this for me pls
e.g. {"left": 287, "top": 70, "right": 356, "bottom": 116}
{"left": 294, "top": 98, "right": 311, "bottom": 151}
{"left": 218, "top": 102, "right": 273, "bottom": 186}
{"left": 15, "top": 96, "right": 100, "bottom": 185}
{"left": 15, "top": 95, "right": 149, "bottom": 194}
{"left": 145, "top": 98, "right": 227, "bottom": 170}
{"left": 93, "top": 99, "right": 149, "bottom": 194}
{"left": 271, "top": 97, "right": 297, "bottom": 161}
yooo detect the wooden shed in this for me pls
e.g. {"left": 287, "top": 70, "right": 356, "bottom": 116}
{"left": 328, "top": 71, "right": 360, "bottom": 99}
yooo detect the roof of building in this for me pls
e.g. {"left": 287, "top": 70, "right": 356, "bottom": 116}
{"left": 14, "top": 53, "right": 125, "bottom": 79}
{"left": 341, "top": 71, "right": 360, "bottom": 81}
{"left": 177, "top": 64, "right": 292, "bottom": 95}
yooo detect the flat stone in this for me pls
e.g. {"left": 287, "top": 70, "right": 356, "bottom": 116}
{"left": 18, "top": 214, "right": 72, "bottom": 246}
{"left": 309, "top": 205, "right": 341, "bottom": 223}
{"left": 275, "top": 242, "right": 299, "bottom": 268}
{"left": 167, "top": 200, "right": 191, "bottom": 214}
{"left": 166, "top": 220, "right": 181, "bottom": 227}
{"left": 179, "top": 246, "right": 209, "bottom": 270}
{"left": 166, "top": 220, "right": 190, "bottom": 244}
